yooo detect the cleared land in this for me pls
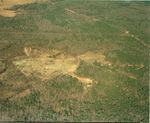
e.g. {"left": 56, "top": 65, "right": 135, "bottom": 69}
{"left": 0, "top": 0, "right": 46, "bottom": 17}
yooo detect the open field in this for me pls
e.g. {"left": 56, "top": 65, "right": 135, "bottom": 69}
{"left": 0, "top": 0, "right": 149, "bottom": 122}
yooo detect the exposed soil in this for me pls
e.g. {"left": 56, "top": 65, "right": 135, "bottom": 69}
{"left": 127, "top": 74, "right": 137, "bottom": 80}
{"left": 65, "top": 8, "right": 76, "bottom": 14}
{"left": 12, "top": 46, "right": 140, "bottom": 88}
{"left": 5, "top": 47, "right": 107, "bottom": 100}
{"left": 13, "top": 47, "right": 109, "bottom": 83}
{"left": 0, "top": 0, "right": 46, "bottom": 17}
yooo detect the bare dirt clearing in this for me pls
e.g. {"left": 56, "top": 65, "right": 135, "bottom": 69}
{"left": 13, "top": 46, "right": 140, "bottom": 84}
{"left": 0, "top": 0, "right": 46, "bottom": 17}
{"left": 77, "top": 51, "right": 112, "bottom": 66}
{"left": 13, "top": 47, "right": 108, "bottom": 84}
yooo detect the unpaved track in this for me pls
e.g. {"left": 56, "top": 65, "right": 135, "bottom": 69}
{"left": 50, "top": 2, "right": 149, "bottom": 48}
{"left": 129, "top": 33, "right": 150, "bottom": 47}
{"left": 65, "top": 7, "right": 149, "bottom": 47}
{"left": 0, "top": 0, "right": 148, "bottom": 47}
{"left": 0, "top": 0, "right": 149, "bottom": 48}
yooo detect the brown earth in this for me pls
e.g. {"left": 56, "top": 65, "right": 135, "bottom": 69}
{"left": 65, "top": 8, "right": 76, "bottom": 14}
{"left": 13, "top": 46, "right": 140, "bottom": 85}
{"left": 0, "top": 0, "right": 46, "bottom": 17}
{"left": 13, "top": 47, "right": 109, "bottom": 83}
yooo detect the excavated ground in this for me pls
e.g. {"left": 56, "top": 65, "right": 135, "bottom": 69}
{"left": 13, "top": 47, "right": 109, "bottom": 83}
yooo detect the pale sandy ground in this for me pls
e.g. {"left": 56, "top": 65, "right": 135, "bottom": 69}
{"left": 13, "top": 47, "right": 109, "bottom": 83}
{"left": 0, "top": 0, "right": 46, "bottom": 17}
{"left": 13, "top": 47, "right": 140, "bottom": 84}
